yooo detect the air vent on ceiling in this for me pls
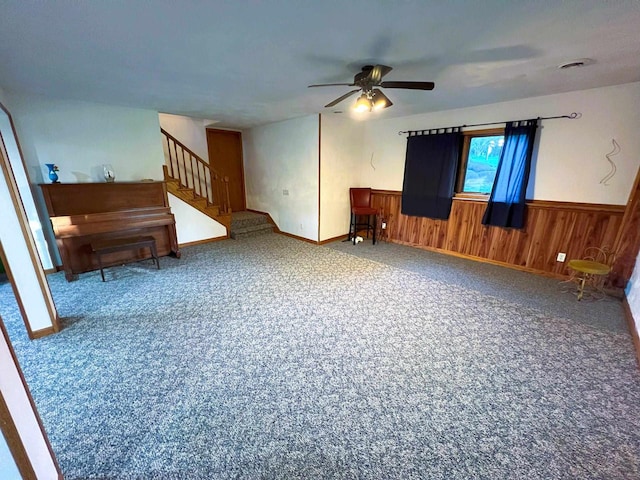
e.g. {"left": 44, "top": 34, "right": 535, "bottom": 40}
{"left": 558, "top": 58, "right": 594, "bottom": 69}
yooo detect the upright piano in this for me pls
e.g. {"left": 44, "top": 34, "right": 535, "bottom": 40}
{"left": 40, "top": 181, "right": 180, "bottom": 281}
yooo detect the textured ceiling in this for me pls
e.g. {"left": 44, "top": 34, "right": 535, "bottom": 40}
{"left": 0, "top": 0, "right": 639, "bottom": 128}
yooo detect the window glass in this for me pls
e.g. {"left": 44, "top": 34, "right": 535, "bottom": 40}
{"left": 462, "top": 135, "right": 504, "bottom": 194}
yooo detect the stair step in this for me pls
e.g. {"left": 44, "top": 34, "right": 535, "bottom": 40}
{"left": 230, "top": 223, "right": 274, "bottom": 239}
{"left": 165, "top": 179, "right": 230, "bottom": 232}
{"left": 190, "top": 196, "right": 208, "bottom": 205}
{"left": 205, "top": 205, "right": 220, "bottom": 216}
{"left": 231, "top": 212, "right": 271, "bottom": 229}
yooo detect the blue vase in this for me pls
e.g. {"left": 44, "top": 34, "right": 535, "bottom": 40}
{"left": 45, "top": 163, "right": 59, "bottom": 183}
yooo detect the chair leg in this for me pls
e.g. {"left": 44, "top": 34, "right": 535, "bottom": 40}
{"left": 373, "top": 214, "right": 376, "bottom": 245}
{"left": 350, "top": 213, "right": 356, "bottom": 244}
{"left": 348, "top": 213, "right": 353, "bottom": 242}
{"left": 577, "top": 275, "right": 586, "bottom": 301}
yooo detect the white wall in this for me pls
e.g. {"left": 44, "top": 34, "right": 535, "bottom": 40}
{"left": 243, "top": 115, "right": 319, "bottom": 241}
{"left": 360, "top": 82, "right": 640, "bottom": 205}
{"left": 627, "top": 250, "right": 640, "bottom": 340}
{"left": 319, "top": 114, "right": 364, "bottom": 241}
{"left": 0, "top": 107, "right": 54, "bottom": 271}
{"left": 0, "top": 323, "right": 59, "bottom": 479}
{"left": 168, "top": 194, "right": 227, "bottom": 244}
{"left": 158, "top": 113, "right": 213, "bottom": 162}
{"left": 7, "top": 93, "right": 165, "bottom": 184}
{"left": 5, "top": 93, "right": 166, "bottom": 264}
{"left": 0, "top": 147, "right": 57, "bottom": 333}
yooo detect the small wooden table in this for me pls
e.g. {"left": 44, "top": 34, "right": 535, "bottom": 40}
{"left": 91, "top": 236, "right": 159, "bottom": 282}
{"left": 567, "top": 259, "right": 611, "bottom": 301}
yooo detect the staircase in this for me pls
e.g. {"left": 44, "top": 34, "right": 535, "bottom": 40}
{"left": 161, "top": 128, "right": 232, "bottom": 233}
{"left": 230, "top": 211, "right": 275, "bottom": 239}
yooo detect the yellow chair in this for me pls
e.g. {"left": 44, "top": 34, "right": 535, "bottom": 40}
{"left": 566, "top": 247, "right": 613, "bottom": 301}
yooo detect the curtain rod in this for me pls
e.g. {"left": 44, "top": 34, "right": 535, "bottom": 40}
{"left": 397, "top": 112, "right": 581, "bottom": 136}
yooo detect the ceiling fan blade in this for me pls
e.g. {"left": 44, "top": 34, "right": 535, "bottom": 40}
{"left": 308, "top": 83, "right": 355, "bottom": 88}
{"left": 380, "top": 81, "right": 435, "bottom": 90}
{"left": 368, "top": 64, "right": 393, "bottom": 84}
{"left": 325, "top": 89, "right": 360, "bottom": 108}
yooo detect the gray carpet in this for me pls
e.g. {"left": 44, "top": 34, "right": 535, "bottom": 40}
{"left": 1, "top": 233, "right": 639, "bottom": 479}
{"left": 325, "top": 238, "right": 627, "bottom": 334}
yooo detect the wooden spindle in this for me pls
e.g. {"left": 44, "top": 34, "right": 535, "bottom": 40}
{"left": 224, "top": 176, "right": 231, "bottom": 213}
{"left": 190, "top": 155, "right": 196, "bottom": 196}
{"left": 165, "top": 135, "right": 173, "bottom": 177}
{"left": 172, "top": 141, "right": 180, "bottom": 185}
{"left": 160, "top": 128, "right": 234, "bottom": 215}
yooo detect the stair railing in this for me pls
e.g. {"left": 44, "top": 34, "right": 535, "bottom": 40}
{"left": 160, "top": 128, "right": 231, "bottom": 214}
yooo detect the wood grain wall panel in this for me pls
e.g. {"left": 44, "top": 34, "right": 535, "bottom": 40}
{"left": 372, "top": 190, "right": 626, "bottom": 280}
{"left": 505, "top": 228, "right": 529, "bottom": 266}
{"left": 525, "top": 208, "right": 573, "bottom": 273}
{"left": 444, "top": 200, "right": 469, "bottom": 253}
{"left": 612, "top": 167, "right": 640, "bottom": 287}
{"left": 489, "top": 227, "right": 520, "bottom": 265}
{"left": 470, "top": 206, "right": 489, "bottom": 256}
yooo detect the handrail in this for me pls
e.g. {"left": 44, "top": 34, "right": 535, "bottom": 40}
{"left": 160, "top": 128, "right": 231, "bottom": 214}
{"left": 160, "top": 128, "right": 224, "bottom": 179}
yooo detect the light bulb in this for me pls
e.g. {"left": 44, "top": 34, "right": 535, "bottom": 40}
{"left": 371, "top": 89, "right": 392, "bottom": 111}
{"left": 354, "top": 93, "right": 372, "bottom": 112}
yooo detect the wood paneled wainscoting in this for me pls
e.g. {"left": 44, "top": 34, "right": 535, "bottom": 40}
{"left": 371, "top": 190, "right": 625, "bottom": 282}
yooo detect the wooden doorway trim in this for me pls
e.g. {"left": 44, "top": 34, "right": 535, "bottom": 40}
{"left": 206, "top": 128, "right": 246, "bottom": 212}
{"left": 612, "top": 164, "right": 640, "bottom": 288}
{"left": 0, "top": 118, "right": 60, "bottom": 337}
{"left": 317, "top": 113, "right": 321, "bottom": 243}
{"left": 0, "top": 316, "right": 62, "bottom": 478}
{"left": 0, "top": 388, "right": 38, "bottom": 480}
{"left": 0, "top": 242, "right": 34, "bottom": 338}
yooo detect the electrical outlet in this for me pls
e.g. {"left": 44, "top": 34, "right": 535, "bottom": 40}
{"left": 282, "top": 189, "right": 289, "bottom": 196}
{"left": 381, "top": 222, "right": 387, "bottom": 230}
{"left": 556, "top": 252, "right": 566, "bottom": 262}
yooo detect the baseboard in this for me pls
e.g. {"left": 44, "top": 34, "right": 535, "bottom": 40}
{"left": 31, "top": 326, "right": 57, "bottom": 339}
{"left": 179, "top": 235, "right": 227, "bottom": 248}
{"left": 373, "top": 237, "right": 622, "bottom": 296}
{"left": 623, "top": 298, "right": 640, "bottom": 369}
{"left": 277, "top": 231, "right": 320, "bottom": 245}
{"left": 318, "top": 234, "right": 349, "bottom": 245}
{"left": 45, "top": 265, "right": 64, "bottom": 275}
{"left": 389, "top": 238, "right": 569, "bottom": 281}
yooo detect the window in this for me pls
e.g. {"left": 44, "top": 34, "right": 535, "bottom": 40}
{"left": 456, "top": 128, "right": 504, "bottom": 195}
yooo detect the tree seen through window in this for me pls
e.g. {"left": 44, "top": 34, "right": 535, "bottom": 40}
{"left": 462, "top": 135, "right": 504, "bottom": 194}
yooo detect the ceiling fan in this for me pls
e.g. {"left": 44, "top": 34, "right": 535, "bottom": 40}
{"left": 308, "top": 64, "right": 435, "bottom": 112}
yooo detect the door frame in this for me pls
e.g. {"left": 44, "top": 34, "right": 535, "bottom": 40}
{"left": 0, "top": 101, "right": 60, "bottom": 338}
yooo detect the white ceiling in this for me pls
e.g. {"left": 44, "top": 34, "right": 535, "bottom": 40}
{"left": 1, "top": 1, "right": 639, "bottom": 128}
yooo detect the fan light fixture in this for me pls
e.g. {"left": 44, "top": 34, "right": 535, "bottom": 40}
{"left": 309, "top": 64, "right": 435, "bottom": 111}
{"left": 372, "top": 97, "right": 387, "bottom": 110}
{"left": 353, "top": 89, "right": 393, "bottom": 112}
{"left": 354, "top": 93, "right": 372, "bottom": 112}
{"left": 371, "top": 89, "right": 391, "bottom": 110}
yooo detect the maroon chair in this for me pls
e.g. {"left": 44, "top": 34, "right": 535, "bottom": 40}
{"left": 349, "top": 187, "right": 377, "bottom": 245}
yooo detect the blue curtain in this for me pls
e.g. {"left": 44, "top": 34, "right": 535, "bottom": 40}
{"left": 401, "top": 129, "right": 462, "bottom": 219}
{"left": 482, "top": 119, "right": 538, "bottom": 228}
